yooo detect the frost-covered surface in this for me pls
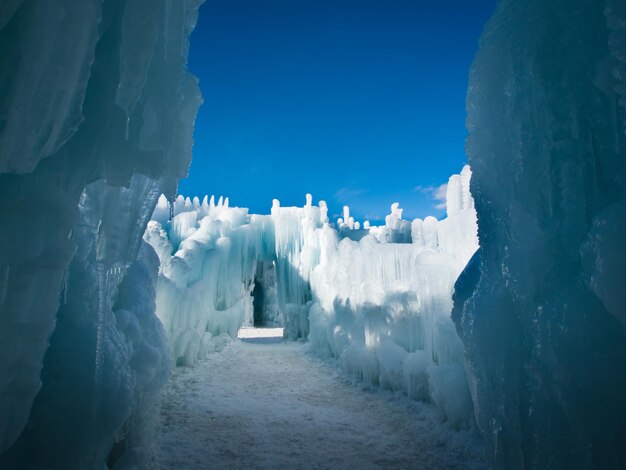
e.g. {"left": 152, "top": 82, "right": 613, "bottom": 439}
{"left": 0, "top": 0, "right": 202, "bottom": 468}
{"left": 455, "top": 0, "right": 626, "bottom": 468}
{"left": 155, "top": 336, "right": 486, "bottom": 469}
{"left": 145, "top": 166, "right": 478, "bottom": 427}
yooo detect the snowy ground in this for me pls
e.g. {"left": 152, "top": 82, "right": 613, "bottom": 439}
{"left": 155, "top": 330, "right": 486, "bottom": 469}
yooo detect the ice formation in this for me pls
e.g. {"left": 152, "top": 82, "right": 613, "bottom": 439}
{"left": 144, "top": 166, "right": 479, "bottom": 428}
{"left": 454, "top": 0, "right": 626, "bottom": 467}
{"left": 3, "top": 0, "right": 620, "bottom": 467}
{"left": 0, "top": 0, "right": 202, "bottom": 468}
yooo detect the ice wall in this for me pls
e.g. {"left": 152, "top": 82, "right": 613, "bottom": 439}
{"left": 145, "top": 197, "right": 274, "bottom": 365}
{"left": 144, "top": 193, "right": 326, "bottom": 363}
{"left": 455, "top": 0, "right": 626, "bottom": 467}
{"left": 147, "top": 167, "right": 479, "bottom": 428}
{"left": 271, "top": 196, "right": 328, "bottom": 339}
{"left": 0, "top": 0, "right": 202, "bottom": 468}
{"left": 308, "top": 166, "right": 478, "bottom": 428}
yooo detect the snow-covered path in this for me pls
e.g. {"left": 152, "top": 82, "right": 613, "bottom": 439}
{"left": 155, "top": 337, "right": 486, "bottom": 470}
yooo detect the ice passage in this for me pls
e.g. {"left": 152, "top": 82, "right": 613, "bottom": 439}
{"left": 0, "top": 0, "right": 625, "bottom": 469}
{"left": 145, "top": 165, "right": 478, "bottom": 429}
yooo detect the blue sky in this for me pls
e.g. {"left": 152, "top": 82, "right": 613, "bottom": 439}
{"left": 180, "top": 0, "right": 496, "bottom": 223}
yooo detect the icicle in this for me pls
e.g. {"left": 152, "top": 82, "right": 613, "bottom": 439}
{"left": 93, "top": 263, "right": 107, "bottom": 415}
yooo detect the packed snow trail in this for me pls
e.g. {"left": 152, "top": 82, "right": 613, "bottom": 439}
{"left": 155, "top": 336, "right": 486, "bottom": 469}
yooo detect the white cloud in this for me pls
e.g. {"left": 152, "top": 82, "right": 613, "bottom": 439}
{"left": 414, "top": 183, "right": 448, "bottom": 211}
{"left": 364, "top": 212, "right": 383, "bottom": 221}
{"left": 333, "top": 187, "right": 368, "bottom": 201}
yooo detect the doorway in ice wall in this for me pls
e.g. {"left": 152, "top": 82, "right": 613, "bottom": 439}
{"left": 252, "top": 260, "right": 282, "bottom": 327}
{"left": 252, "top": 278, "right": 265, "bottom": 326}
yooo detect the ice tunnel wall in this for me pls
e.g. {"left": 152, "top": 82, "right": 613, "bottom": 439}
{"left": 145, "top": 166, "right": 479, "bottom": 428}
{"left": 454, "top": 0, "right": 626, "bottom": 468}
{"left": 0, "top": 0, "right": 203, "bottom": 468}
